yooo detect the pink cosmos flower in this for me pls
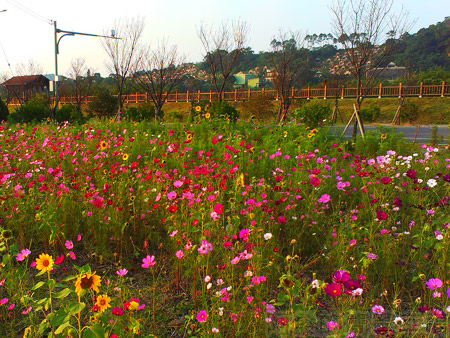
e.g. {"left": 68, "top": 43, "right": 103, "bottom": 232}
{"left": 175, "top": 250, "right": 184, "bottom": 259}
{"left": 7, "top": 303, "right": 15, "bottom": 310}
{"left": 327, "top": 320, "right": 338, "bottom": 330}
{"left": 167, "top": 191, "right": 177, "bottom": 200}
{"left": 142, "top": 255, "right": 155, "bottom": 268}
{"left": 22, "top": 306, "right": 32, "bottom": 314}
{"left": 69, "top": 251, "right": 76, "bottom": 260}
{"left": 116, "top": 268, "right": 128, "bottom": 277}
{"left": 372, "top": 305, "right": 385, "bottom": 314}
{"left": 0, "top": 298, "right": 8, "bottom": 305}
{"left": 426, "top": 278, "right": 443, "bottom": 290}
{"left": 16, "top": 248, "right": 31, "bottom": 261}
{"left": 318, "top": 194, "right": 331, "bottom": 203}
{"left": 196, "top": 310, "right": 207, "bottom": 322}
{"left": 77, "top": 234, "right": 82, "bottom": 241}
{"left": 65, "top": 240, "right": 73, "bottom": 250}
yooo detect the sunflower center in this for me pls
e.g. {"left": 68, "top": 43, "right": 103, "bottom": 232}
{"left": 43, "top": 260, "right": 50, "bottom": 267}
{"left": 80, "top": 276, "right": 94, "bottom": 289}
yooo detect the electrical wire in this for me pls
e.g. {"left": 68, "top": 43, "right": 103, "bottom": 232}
{"left": 5, "top": 0, "right": 53, "bottom": 25}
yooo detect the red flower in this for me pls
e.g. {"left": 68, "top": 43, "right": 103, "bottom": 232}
{"left": 277, "top": 317, "right": 288, "bottom": 326}
{"left": 325, "top": 283, "right": 342, "bottom": 297}
{"left": 168, "top": 204, "right": 177, "bottom": 213}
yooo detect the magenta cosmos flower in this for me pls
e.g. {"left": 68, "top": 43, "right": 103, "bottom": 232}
{"left": 318, "top": 194, "right": 331, "bottom": 203}
{"left": 426, "top": 278, "right": 443, "bottom": 290}
{"left": 142, "top": 255, "right": 155, "bottom": 268}
{"left": 196, "top": 310, "right": 207, "bottom": 322}
{"left": 327, "top": 320, "right": 338, "bottom": 330}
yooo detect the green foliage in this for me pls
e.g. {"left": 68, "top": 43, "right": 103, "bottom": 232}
{"left": 8, "top": 94, "right": 50, "bottom": 124}
{"left": 125, "top": 103, "right": 156, "bottom": 122}
{"left": 359, "top": 103, "right": 381, "bottom": 123}
{"left": 241, "top": 94, "right": 276, "bottom": 121}
{"left": 293, "top": 99, "right": 332, "bottom": 128}
{"left": 55, "top": 104, "right": 86, "bottom": 124}
{"left": 87, "top": 89, "right": 117, "bottom": 118}
{"left": 0, "top": 98, "right": 8, "bottom": 122}
{"left": 209, "top": 100, "right": 240, "bottom": 122}
{"left": 401, "top": 100, "right": 420, "bottom": 124}
{"left": 167, "top": 110, "right": 184, "bottom": 122}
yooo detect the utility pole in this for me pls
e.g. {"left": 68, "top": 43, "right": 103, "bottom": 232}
{"left": 53, "top": 21, "right": 119, "bottom": 115}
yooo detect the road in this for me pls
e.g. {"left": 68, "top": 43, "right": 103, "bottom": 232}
{"left": 330, "top": 125, "right": 449, "bottom": 144}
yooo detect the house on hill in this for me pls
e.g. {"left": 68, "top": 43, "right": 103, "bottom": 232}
{"left": 1, "top": 75, "right": 50, "bottom": 103}
{"left": 366, "top": 62, "right": 407, "bottom": 80}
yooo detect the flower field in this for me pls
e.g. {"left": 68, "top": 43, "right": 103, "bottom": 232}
{"left": 0, "top": 119, "right": 449, "bottom": 337}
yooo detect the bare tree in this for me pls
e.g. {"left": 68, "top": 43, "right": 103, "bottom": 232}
{"left": 14, "top": 58, "right": 44, "bottom": 76}
{"left": 134, "top": 40, "right": 185, "bottom": 121}
{"left": 331, "top": 0, "right": 411, "bottom": 137}
{"left": 270, "top": 31, "right": 311, "bottom": 122}
{"left": 67, "top": 58, "right": 96, "bottom": 110}
{"left": 101, "top": 17, "right": 145, "bottom": 114}
{"left": 198, "top": 20, "right": 249, "bottom": 100}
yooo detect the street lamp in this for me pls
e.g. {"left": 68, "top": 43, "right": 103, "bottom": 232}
{"left": 53, "top": 21, "right": 119, "bottom": 114}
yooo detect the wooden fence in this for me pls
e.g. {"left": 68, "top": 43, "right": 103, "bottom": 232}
{"left": 6, "top": 81, "right": 449, "bottom": 106}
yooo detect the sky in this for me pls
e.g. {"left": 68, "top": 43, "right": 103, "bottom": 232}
{"left": 0, "top": 0, "right": 448, "bottom": 78}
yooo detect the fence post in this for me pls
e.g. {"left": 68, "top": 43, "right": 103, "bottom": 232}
{"left": 186, "top": 90, "right": 189, "bottom": 102}
{"left": 262, "top": 87, "right": 265, "bottom": 95}
{"left": 341, "top": 85, "right": 344, "bottom": 99}
{"left": 398, "top": 82, "right": 402, "bottom": 98}
{"left": 378, "top": 83, "right": 382, "bottom": 98}
{"left": 291, "top": 87, "right": 294, "bottom": 98}
{"left": 323, "top": 84, "right": 327, "bottom": 99}
{"left": 442, "top": 81, "right": 446, "bottom": 97}
{"left": 419, "top": 81, "right": 423, "bottom": 98}
{"left": 209, "top": 90, "right": 212, "bottom": 102}
{"left": 175, "top": 91, "right": 178, "bottom": 102}
{"left": 234, "top": 89, "right": 237, "bottom": 101}
{"left": 135, "top": 92, "right": 138, "bottom": 103}
{"left": 248, "top": 87, "right": 250, "bottom": 100}
{"left": 307, "top": 85, "right": 310, "bottom": 100}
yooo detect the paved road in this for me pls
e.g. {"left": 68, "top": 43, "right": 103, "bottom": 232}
{"left": 330, "top": 125, "right": 449, "bottom": 144}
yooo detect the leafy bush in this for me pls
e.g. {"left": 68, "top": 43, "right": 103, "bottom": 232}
{"left": 209, "top": 101, "right": 239, "bottom": 122}
{"left": 168, "top": 110, "right": 184, "bottom": 122}
{"left": 359, "top": 103, "right": 380, "bottom": 123}
{"left": 401, "top": 100, "right": 420, "bottom": 125}
{"left": 125, "top": 103, "right": 156, "bottom": 122}
{"left": 241, "top": 94, "right": 276, "bottom": 121}
{"left": 87, "top": 89, "right": 117, "bottom": 118}
{"left": 8, "top": 94, "right": 50, "bottom": 124}
{"left": 0, "top": 98, "right": 8, "bottom": 122}
{"left": 293, "top": 99, "right": 332, "bottom": 128}
{"left": 55, "top": 104, "right": 86, "bottom": 124}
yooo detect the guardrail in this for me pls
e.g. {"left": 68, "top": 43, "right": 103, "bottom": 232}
{"left": 6, "top": 81, "right": 449, "bottom": 105}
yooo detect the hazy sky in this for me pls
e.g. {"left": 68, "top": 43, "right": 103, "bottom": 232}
{"left": 0, "top": 0, "right": 448, "bottom": 78}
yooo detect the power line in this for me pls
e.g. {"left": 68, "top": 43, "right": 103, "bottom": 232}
{"left": 6, "top": 0, "right": 52, "bottom": 25}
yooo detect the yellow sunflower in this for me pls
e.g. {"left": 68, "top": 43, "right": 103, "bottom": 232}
{"left": 95, "top": 294, "right": 111, "bottom": 312}
{"left": 35, "top": 254, "right": 53, "bottom": 273}
{"left": 205, "top": 112, "right": 211, "bottom": 119}
{"left": 307, "top": 132, "right": 315, "bottom": 138}
{"left": 186, "top": 133, "right": 193, "bottom": 141}
{"left": 195, "top": 105, "right": 201, "bottom": 112}
{"left": 311, "top": 128, "right": 318, "bottom": 133}
{"left": 100, "top": 141, "right": 108, "bottom": 150}
{"left": 381, "top": 133, "right": 387, "bottom": 140}
{"left": 122, "top": 153, "right": 129, "bottom": 161}
{"left": 74, "top": 272, "right": 101, "bottom": 297}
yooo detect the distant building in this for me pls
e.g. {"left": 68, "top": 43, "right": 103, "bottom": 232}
{"left": 233, "top": 72, "right": 258, "bottom": 88}
{"left": 1, "top": 75, "right": 50, "bottom": 103}
{"left": 366, "top": 62, "right": 407, "bottom": 80}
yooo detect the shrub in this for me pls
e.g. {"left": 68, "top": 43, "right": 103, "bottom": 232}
{"left": 125, "top": 103, "right": 156, "bottom": 122}
{"left": 55, "top": 104, "right": 86, "bottom": 124}
{"left": 0, "top": 98, "right": 8, "bottom": 122}
{"left": 8, "top": 94, "right": 50, "bottom": 124}
{"left": 359, "top": 103, "right": 380, "bottom": 123}
{"left": 168, "top": 110, "right": 184, "bottom": 122}
{"left": 401, "top": 100, "right": 420, "bottom": 125}
{"left": 209, "top": 101, "right": 239, "bottom": 122}
{"left": 87, "top": 89, "right": 117, "bottom": 118}
{"left": 241, "top": 94, "right": 276, "bottom": 121}
{"left": 293, "top": 99, "right": 332, "bottom": 128}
